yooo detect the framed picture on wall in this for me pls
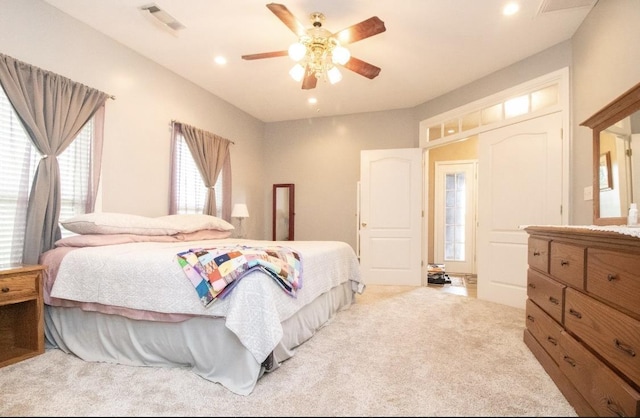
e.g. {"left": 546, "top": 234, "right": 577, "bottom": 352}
{"left": 599, "top": 151, "right": 613, "bottom": 190}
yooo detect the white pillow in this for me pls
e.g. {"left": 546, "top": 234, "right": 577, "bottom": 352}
{"left": 156, "top": 214, "right": 234, "bottom": 233}
{"left": 60, "top": 212, "right": 180, "bottom": 236}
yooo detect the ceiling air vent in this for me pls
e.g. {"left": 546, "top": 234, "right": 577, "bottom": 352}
{"left": 537, "top": 0, "right": 598, "bottom": 15}
{"left": 140, "top": 3, "right": 186, "bottom": 31}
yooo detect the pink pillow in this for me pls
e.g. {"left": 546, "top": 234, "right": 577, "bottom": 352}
{"left": 55, "top": 229, "right": 232, "bottom": 247}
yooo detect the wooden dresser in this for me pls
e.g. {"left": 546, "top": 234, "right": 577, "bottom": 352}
{"left": 524, "top": 226, "right": 640, "bottom": 417}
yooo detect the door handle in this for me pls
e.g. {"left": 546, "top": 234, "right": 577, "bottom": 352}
{"left": 361, "top": 222, "right": 367, "bottom": 228}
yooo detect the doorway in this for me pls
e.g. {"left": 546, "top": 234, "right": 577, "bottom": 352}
{"left": 426, "top": 136, "right": 478, "bottom": 276}
{"left": 433, "top": 160, "right": 477, "bottom": 275}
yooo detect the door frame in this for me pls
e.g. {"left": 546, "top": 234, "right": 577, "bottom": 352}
{"left": 433, "top": 160, "right": 478, "bottom": 275}
{"left": 420, "top": 68, "right": 570, "bottom": 286}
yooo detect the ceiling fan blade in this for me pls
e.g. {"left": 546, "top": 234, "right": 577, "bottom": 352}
{"left": 301, "top": 71, "right": 317, "bottom": 90}
{"left": 266, "top": 3, "right": 307, "bottom": 37}
{"left": 343, "top": 56, "right": 381, "bottom": 79}
{"left": 332, "top": 16, "right": 386, "bottom": 45}
{"left": 241, "top": 50, "right": 289, "bottom": 60}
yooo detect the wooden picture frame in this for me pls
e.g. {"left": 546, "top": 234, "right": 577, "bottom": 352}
{"left": 599, "top": 151, "right": 613, "bottom": 190}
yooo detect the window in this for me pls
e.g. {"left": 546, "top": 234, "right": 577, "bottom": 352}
{"left": 172, "top": 133, "right": 223, "bottom": 215}
{"left": 0, "top": 87, "right": 95, "bottom": 265}
{"left": 423, "top": 81, "right": 561, "bottom": 143}
{"left": 444, "top": 172, "right": 466, "bottom": 262}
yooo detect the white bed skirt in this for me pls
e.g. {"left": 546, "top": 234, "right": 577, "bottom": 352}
{"left": 44, "top": 281, "right": 355, "bottom": 396}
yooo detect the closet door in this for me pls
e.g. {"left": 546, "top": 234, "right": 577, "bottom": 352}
{"left": 477, "top": 112, "right": 563, "bottom": 309}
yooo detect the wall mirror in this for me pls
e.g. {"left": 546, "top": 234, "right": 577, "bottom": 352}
{"left": 581, "top": 81, "right": 640, "bottom": 225}
{"left": 273, "top": 183, "right": 295, "bottom": 241}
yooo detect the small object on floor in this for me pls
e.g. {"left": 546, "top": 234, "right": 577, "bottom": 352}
{"left": 427, "top": 263, "right": 450, "bottom": 285}
{"left": 427, "top": 273, "right": 451, "bottom": 285}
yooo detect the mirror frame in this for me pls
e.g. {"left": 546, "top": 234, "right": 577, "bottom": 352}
{"left": 272, "top": 183, "right": 295, "bottom": 241}
{"left": 581, "top": 81, "right": 640, "bottom": 225}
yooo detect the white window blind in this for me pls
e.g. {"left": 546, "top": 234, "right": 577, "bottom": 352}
{"left": 173, "top": 133, "right": 223, "bottom": 215}
{"left": 0, "top": 87, "right": 94, "bottom": 266}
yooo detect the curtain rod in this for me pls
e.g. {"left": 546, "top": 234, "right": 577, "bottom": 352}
{"left": 170, "top": 119, "right": 235, "bottom": 144}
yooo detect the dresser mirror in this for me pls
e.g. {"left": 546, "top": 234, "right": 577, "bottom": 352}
{"left": 272, "top": 183, "right": 295, "bottom": 241}
{"left": 581, "top": 81, "right": 640, "bottom": 225}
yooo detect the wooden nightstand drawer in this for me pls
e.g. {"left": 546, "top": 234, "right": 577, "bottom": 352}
{"left": 528, "top": 237, "right": 550, "bottom": 273}
{"left": 559, "top": 330, "right": 640, "bottom": 417}
{"left": 587, "top": 247, "right": 640, "bottom": 317}
{"left": 527, "top": 268, "right": 565, "bottom": 323}
{"left": 564, "top": 288, "right": 640, "bottom": 386}
{"left": 0, "top": 272, "right": 39, "bottom": 303}
{"left": 0, "top": 264, "right": 45, "bottom": 368}
{"left": 550, "top": 242, "right": 585, "bottom": 289}
{"left": 525, "top": 299, "right": 563, "bottom": 365}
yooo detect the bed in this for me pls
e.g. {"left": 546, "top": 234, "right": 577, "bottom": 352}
{"left": 38, "top": 212, "right": 364, "bottom": 395}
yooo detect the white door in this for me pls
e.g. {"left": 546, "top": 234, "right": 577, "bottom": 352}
{"left": 477, "top": 112, "right": 563, "bottom": 309}
{"left": 434, "top": 161, "right": 477, "bottom": 274}
{"left": 360, "top": 148, "right": 422, "bottom": 286}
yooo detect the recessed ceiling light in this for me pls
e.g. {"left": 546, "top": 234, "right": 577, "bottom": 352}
{"left": 308, "top": 97, "right": 318, "bottom": 105}
{"left": 503, "top": 2, "right": 520, "bottom": 16}
{"left": 214, "top": 56, "right": 227, "bottom": 65}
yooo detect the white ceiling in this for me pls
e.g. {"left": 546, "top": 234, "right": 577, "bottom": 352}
{"left": 42, "top": 0, "right": 596, "bottom": 123}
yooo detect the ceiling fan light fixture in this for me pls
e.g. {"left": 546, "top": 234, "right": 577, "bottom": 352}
{"left": 288, "top": 42, "right": 306, "bottom": 61}
{"left": 327, "top": 66, "right": 342, "bottom": 84}
{"left": 332, "top": 45, "right": 351, "bottom": 65}
{"left": 289, "top": 64, "right": 306, "bottom": 82}
{"left": 241, "top": 4, "right": 386, "bottom": 89}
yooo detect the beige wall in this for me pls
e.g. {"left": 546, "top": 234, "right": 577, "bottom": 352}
{"left": 0, "top": 0, "right": 266, "bottom": 239}
{"left": 571, "top": 0, "right": 640, "bottom": 224}
{"left": 263, "top": 110, "right": 416, "bottom": 247}
{"left": 2, "top": 0, "right": 639, "bottom": 251}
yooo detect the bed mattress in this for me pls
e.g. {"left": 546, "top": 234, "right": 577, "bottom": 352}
{"left": 40, "top": 238, "right": 363, "bottom": 395}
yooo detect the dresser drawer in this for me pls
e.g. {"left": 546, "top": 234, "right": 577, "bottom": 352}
{"left": 525, "top": 299, "right": 563, "bottom": 365}
{"left": 0, "top": 273, "right": 39, "bottom": 304}
{"left": 528, "top": 237, "right": 550, "bottom": 273}
{"left": 564, "top": 288, "right": 640, "bottom": 386}
{"left": 559, "top": 330, "right": 640, "bottom": 417}
{"left": 550, "top": 242, "right": 585, "bottom": 289}
{"left": 587, "top": 247, "right": 640, "bottom": 318}
{"left": 527, "top": 269, "right": 565, "bottom": 323}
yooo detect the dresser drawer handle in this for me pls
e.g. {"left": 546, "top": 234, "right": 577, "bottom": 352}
{"left": 1, "top": 287, "right": 8, "bottom": 293}
{"left": 607, "top": 273, "right": 618, "bottom": 281}
{"left": 562, "top": 356, "right": 576, "bottom": 367}
{"left": 528, "top": 282, "right": 536, "bottom": 289}
{"left": 527, "top": 314, "right": 535, "bottom": 322}
{"left": 568, "top": 308, "right": 582, "bottom": 319}
{"left": 533, "top": 250, "right": 541, "bottom": 256}
{"left": 606, "top": 399, "right": 625, "bottom": 417}
{"left": 560, "top": 260, "right": 569, "bottom": 266}
{"left": 547, "top": 336, "right": 558, "bottom": 346}
{"left": 614, "top": 339, "right": 636, "bottom": 357}
{"left": 548, "top": 296, "right": 559, "bottom": 305}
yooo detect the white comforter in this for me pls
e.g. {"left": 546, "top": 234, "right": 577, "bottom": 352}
{"left": 49, "top": 239, "right": 363, "bottom": 363}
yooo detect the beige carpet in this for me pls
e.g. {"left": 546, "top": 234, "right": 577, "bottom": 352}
{"left": 0, "top": 285, "right": 577, "bottom": 417}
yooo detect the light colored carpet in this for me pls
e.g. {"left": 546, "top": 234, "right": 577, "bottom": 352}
{"left": 0, "top": 285, "right": 577, "bottom": 417}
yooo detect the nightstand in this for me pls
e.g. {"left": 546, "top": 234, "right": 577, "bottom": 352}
{"left": 0, "top": 264, "right": 45, "bottom": 368}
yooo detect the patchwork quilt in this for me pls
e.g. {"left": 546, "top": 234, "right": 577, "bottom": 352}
{"left": 176, "top": 245, "right": 302, "bottom": 307}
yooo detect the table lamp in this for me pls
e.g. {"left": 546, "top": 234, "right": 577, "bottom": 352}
{"left": 231, "top": 203, "right": 249, "bottom": 238}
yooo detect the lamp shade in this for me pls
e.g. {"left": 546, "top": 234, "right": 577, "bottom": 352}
{"left": 231, "top": 203, "right": 249, "bottom": 218}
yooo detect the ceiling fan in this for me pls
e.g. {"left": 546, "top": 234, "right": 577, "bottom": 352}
{"left": 241, "top": 3, "right": 386, "bottom": 90}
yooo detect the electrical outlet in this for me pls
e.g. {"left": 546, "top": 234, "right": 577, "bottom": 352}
{"left": 583, "top": 186, "right": 593, "bottom": 201}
